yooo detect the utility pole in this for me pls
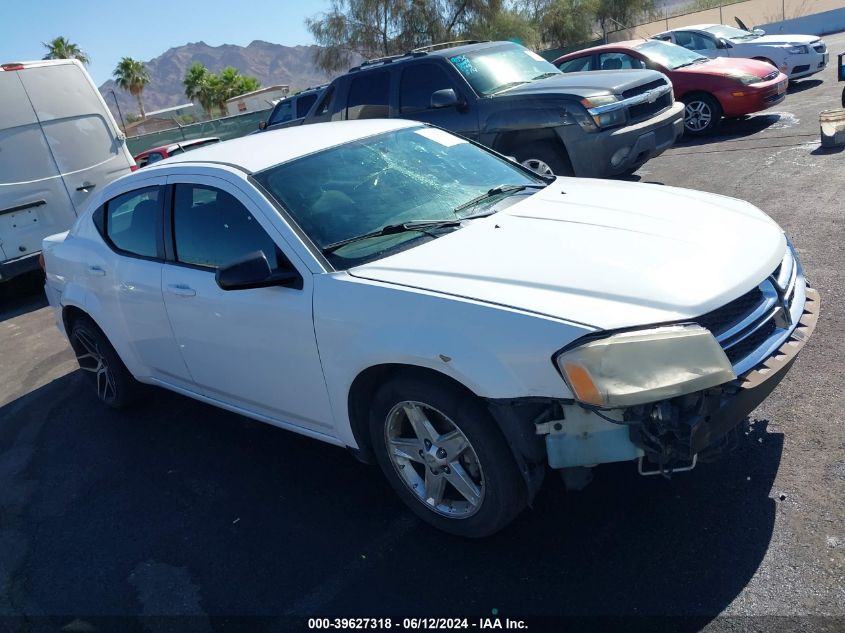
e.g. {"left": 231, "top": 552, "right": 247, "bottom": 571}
{"left": 109, "top": 89, "right": 127, "bottom": 135}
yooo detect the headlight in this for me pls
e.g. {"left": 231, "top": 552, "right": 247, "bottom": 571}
{"left": 581, "top": 95, "right": 627, "bottom": 128}
{"left": 730, "top": 72, "right": 764, "bottom": 85}
{"left": 786, "top": 45, "right": 808, "bottom": 54}
{"left": 555, "top": 324, "right": 736, "bottom": 408}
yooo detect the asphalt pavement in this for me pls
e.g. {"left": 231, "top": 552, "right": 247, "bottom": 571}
{"left": 1, "top": 33, "right": 844, "bottom": 632}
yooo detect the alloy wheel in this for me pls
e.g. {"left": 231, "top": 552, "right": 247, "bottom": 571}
{"left": 73, "top": 329, "right": 116, "bottom": 402}
{"left": 384, "top": 401, "right": 485, "bottom": 518}
{"left": 684, "top": 101, "right": 712, "bottom": 132}
{"left": 520, "top": 158, "right": 555, "bottom": 176}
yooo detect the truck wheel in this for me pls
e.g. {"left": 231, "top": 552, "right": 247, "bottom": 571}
{"left": 515, "top": 141, "right": 574, "bottom": 176}
{"left": 369, "top": 373, "right": 527, "bottom": 537}
{"left": 683, "top": 94, "right": 722, "bottom": 136}
{"left": 69, "top": 316, "right": 140, "bottom": 409}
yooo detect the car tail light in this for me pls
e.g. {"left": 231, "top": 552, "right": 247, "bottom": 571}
{"left": 38, "top": 252, "right": 46, "bottom": 272}
{"left": 1, "top": 63, "right": 25, "bottom": 71}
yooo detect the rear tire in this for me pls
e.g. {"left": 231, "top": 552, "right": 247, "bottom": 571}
{"left": 682, "top": 93, "right": 722, "bottom": 136}
{"left": 69, "top": 316, "right": 140, "bottom": 409}
{"left": 369, "top": 372, "right": 527, "bottom": 537}
{"left": 514, "top": 141, "right": 574, "bottom": 177}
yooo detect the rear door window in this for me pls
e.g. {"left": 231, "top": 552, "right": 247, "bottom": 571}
{"left": 346, "top": 72, "right": 390, "bottom": 119}
{"left": 296, "top": 93, "right": 319, "bottom": 118}
{"left": 105, "top": 187, "right": 161, "bottom": 258}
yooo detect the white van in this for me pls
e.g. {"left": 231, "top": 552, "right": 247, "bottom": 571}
{"left": 0, "top": 59, "right": 136, "bottom": 282}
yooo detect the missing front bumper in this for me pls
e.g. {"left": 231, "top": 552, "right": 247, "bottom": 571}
{"left": 540, "top": 287, "right": 820, "bottom": 473}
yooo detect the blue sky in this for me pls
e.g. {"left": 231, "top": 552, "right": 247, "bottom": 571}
{"left": 0, "top": 0, "right": 329, "bottom": 85}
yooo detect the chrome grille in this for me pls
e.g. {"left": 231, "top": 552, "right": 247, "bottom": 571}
{"left": 692, "top": 249, "right": 802, "bottom": 375}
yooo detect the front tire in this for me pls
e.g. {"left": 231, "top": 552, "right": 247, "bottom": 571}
{"left": 683, "top": 93, "right": 722, "bottom": 136}
{"left": 514, "top": 141, "right": 574, "bottom": 177}
{"left": 369, "top": 373, "right": 527, "bottom": 537}
{"left": 69, "top": 316, "right": 140, "bottom": 409}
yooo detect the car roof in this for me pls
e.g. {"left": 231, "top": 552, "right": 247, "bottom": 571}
{"left": 664, "top": 24, "right": 718, "bottom": 32}
{"left": 348, "top": 40, "right": 508, "bottom": 73}
{"left": 155, "top": 119, "right": 421, "bottom": 173}
{"left": 135, "top": 137, "right": 220, "bottom": 157}
{"left": 560, "top": 40, "right": 647, "bottom": 56}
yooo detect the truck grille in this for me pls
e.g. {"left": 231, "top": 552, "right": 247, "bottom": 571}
{"left": 628, "top": 92, "right": 673, "bottom": 122}
{"left": 692, "top": 249, "right": 800, "bottom": 374}
{"left": 622, "top": 78, "right": 668, "bottom": 99}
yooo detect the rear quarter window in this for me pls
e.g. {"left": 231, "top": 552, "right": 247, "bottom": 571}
{"left": 105, "top": 187, "right": 160, "bottom": 258}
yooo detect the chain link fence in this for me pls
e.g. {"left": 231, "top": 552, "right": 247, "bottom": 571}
{"left": 126, "top": 109, "right": 271, "bottom": 155}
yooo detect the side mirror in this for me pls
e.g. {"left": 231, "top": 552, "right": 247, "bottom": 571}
{"left": 215, "top": 251, "right": 301, "bottom": 291}
{"left": 258, "top": 120, "right": 267, "bottom": 130}
{"left": 431, "top": 88, "right": 460, "bottom": 109}
{"left": 753, "top": 28, "right": 765, "bottom": 35}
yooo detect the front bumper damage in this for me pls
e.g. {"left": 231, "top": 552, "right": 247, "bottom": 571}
{"left": 534, "top": 286, "right": 820, "bottom": 476}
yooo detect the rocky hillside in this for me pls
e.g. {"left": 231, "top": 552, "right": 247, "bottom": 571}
{"left": 98, "top": 40, "right": 350, "bottom": 118}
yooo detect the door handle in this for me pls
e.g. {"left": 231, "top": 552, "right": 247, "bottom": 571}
{"left": 87, "top": 265, "right": 106, "bottom": 277}
{"left": 76, "top": 182, "right": 96, "bottom": 192}
{"left": 166, "top": 283, "right": 196, "bottom": 297}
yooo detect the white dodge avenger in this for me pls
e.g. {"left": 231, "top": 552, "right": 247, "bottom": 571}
{"left": 43, "top": 120, "right": 819, "bottom": 536}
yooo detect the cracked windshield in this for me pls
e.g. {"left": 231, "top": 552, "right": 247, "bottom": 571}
{"left": 255, "top": 126, "right": 543, "bottom": 266}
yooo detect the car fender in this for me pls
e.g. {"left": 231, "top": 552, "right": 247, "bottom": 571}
{"left": 313, "top": 273, "right": 592, "bottom": 448}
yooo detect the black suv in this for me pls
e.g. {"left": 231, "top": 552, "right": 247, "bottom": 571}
{"left": 285, "top": 41, "right": 685, "bottom": 177}
{"left": 257, "top": 85, "right": 326, "bottom": 132}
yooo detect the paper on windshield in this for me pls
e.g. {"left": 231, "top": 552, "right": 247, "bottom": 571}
{"left": 414, "top": 128, "right": 468, "bottom": 147}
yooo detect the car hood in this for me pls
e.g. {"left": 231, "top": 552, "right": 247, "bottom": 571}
{"left": 675, "top": 56, "right": 780, "bottom": 78}
{"left": 734, "top": 33, "right": 818, "bottom": 46}
{"left": 349, "top": 179, "right": 786, "bottom": 330}
{"left": 495, "top": 69, "right": 666, "bottom": 99}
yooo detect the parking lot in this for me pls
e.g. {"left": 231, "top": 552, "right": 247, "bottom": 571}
{"left": 1, "top": 32, "right": 844, "bottom": 631}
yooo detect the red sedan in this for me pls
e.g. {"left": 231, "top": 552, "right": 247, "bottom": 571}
{"left": 554, "top": 40, "right": 788, "bottom": 135}
{"left": 133, "top": 137, "right": 221, "bottom": 168}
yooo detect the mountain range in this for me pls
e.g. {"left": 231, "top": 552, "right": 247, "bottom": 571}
{"left": 97, "top": 40, "right": 352, "bottom": 119}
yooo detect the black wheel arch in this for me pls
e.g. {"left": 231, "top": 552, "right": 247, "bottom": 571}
{"left": 346, "top": 363, "right": 547, "bottom": 500}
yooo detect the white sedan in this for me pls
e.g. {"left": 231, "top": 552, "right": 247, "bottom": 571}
{"left": 654, "top": 24, "right": 828, "bottom": 80}
{"left": 42, "top": 119, "right": 819, "bottom": 537}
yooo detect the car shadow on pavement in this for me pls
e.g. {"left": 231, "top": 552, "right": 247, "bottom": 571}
{"left": 786, "top": 79, "right": 823, "bottom": 95}
{"left": 676, "top": 114, "right": 790, "bottom": 148}
{"left": 0, "top": 271, "right": 47, "bottom": 324}
{"left": 1, "top": 372, "right": 782, "bottom": 630}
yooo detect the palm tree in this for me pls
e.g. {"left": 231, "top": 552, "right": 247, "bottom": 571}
{"left": 42, "top": 36, "right": 90, "bottom": 64}
{"left": 113, "top": 57, "right": 151, "bottom": 119}
{"left": 215, "top": 67, "right": 262, "bottom": 115}
{"left": 184, "top": 62, "right": 213, "bottom": 118}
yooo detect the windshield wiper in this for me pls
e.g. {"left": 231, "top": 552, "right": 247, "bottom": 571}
{"left": 453, "top": 183, "right": 546, "bottom": 215}
{"left": 321, "top": 218, "right": 463, "bottom": 254}
{"left": 532, "top": 72, "right": 559, "bottom": 80}
{"left": 491, "top": 80, "right": 529, "bottom": 94}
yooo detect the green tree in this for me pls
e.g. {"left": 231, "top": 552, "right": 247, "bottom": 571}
{"left": 306, "top": 0, "right": 503, "bottom": 73}
{"left": 466, "top": 9, "right": 541, "bottom": 49}
{"left": 113, "top": 57, "right": 151, "bottom": 119}
{"left": 42, "top": 36, "right": 90, "bottom": 64}
{"left": 592, "top": 0, "right": 657, "bottom": 36}
{"left": 183, "top": 62, "right": 216, "bottom": 118}
{"left": 524, "top": 0, "right": 597, "bottom": 48}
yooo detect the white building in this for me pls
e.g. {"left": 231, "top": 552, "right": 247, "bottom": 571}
{"left": 225, "top": 85, "right": 289, "bottom": 116}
